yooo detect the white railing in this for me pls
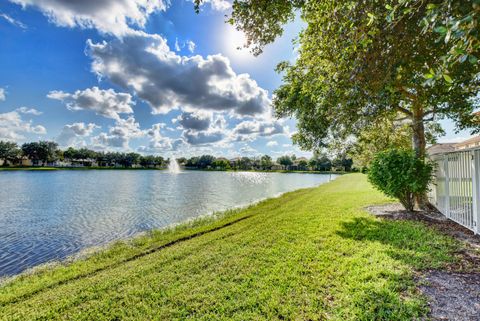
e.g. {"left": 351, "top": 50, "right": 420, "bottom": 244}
{"left": 429, "top": 149, "right": 480, "bottom": 234}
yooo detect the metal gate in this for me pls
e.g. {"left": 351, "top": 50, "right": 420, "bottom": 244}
{"left": 429, "top": 149, "right": 480, "bottom": 234}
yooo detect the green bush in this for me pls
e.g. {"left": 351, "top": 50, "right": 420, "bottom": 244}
{"left": 368, "top": 149, "right": 433, "bottom": 211}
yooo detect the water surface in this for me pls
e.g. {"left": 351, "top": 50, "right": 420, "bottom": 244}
{"left": 0, "top": 170, "right": 336, "bottom": 276}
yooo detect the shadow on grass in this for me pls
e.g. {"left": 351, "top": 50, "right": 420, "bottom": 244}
{"left": 336, "top": 217, "right": 459, "bottom": 270}
{"left": 333, "top": 216, "right": 460, "bottom": 320}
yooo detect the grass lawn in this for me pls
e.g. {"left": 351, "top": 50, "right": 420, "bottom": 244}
{"left": 0, "top": 167, "right": 59, "bottom": 171}
{"left": 0, "top": 174, "right": 460, "bottom": 320}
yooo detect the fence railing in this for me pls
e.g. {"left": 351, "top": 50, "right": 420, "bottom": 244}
{"left": 428, "top": 149, "right": 480, "bottom": 234}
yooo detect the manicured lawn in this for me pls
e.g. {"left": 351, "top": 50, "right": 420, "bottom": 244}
{"left": 0, "top": 174, "right": 460, "bottom": 320}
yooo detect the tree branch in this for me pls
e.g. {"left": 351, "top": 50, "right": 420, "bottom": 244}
{"left": 395, "top": 106, "right": 413, "bottom": 116}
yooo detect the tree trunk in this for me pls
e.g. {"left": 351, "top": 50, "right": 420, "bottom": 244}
{"left": 411, "top": 111, "right": 426, "bottom": 159}
{"left": 411, "top": 108, "right": 431, "bottom": 210}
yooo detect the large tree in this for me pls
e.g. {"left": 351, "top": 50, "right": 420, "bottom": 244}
{"left": 21, "top": 141, "right": 59, "bottom": 165}
{"left": 195, "top": 0, "right": 479, "bottom": 160}
{"left": 0, "top": 141, "right": 21, "bottom": 165}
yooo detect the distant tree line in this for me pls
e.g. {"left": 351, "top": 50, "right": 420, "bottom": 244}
{"left": 0, "top": 141, "right": 166, "bottom": 168}
{"left": 182, "top": 152, "right": 354, "bottom": 172}
{"left": 0, "top": 140, "right": 354, "bottom": 171}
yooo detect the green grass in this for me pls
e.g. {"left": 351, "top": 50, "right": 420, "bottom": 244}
{"left": 0, "top": 174, "right": 460, "bottom": 320}
{"left": 0, "top": 167, "right": 59, "bottom": 171}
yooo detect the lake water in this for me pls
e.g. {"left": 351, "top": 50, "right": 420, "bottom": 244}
{"left": 0, "top": 170, "right": 336, "bottom": 277}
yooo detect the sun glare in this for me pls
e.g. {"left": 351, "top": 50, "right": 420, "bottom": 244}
{"left": 222, "top": 26, "right": 255, "bottom": 62}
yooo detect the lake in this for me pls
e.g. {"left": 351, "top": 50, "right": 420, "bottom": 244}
{"left": 0, "top": 170, "right": 337, "bottom": 277}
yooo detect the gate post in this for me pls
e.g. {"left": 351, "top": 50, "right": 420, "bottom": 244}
{"left": 472, "top": 150, "right": 480, "bottom": 234}
{"left": 444, "top": 154, "right": 450, "bottom": 218}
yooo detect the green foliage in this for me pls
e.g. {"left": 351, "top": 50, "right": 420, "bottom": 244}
{"left": 348, "top": 115, "right": 415, "bottom": 168}
{"left": 297, "top": 159, "right": 308, "bottom": 170}
{"left": 0, "top": 141, "right": 21, "bottom": 165}
{"left": 368, "top": 149, "right": 434, "bottom": 211}
{"left": 309, "top": 151, "right": 332, "bottom": 171}
{"left": 212, "top": 158, "right": 231, "bottom": 170}
{"left": 21, "top": 141, "right": 59, "bottom": 164}
{"left": 211, "top": 0, "right": 480, "bottom": 158}
{"left": 277, "top": 155, "right": 293, "bottom": 168}
{"left": 391, "top": 0, "right": 479, "bottom": 83}
{"left": 332, "top": 156, "right": 354, "bottom": 172}
{"left": 260, "top": 154, "right": 273, "bottom": 169}
{"left": 197, "top": 154, "right": 216, "bottom": 168}
{"left": 0, "top": 175, "right": 459, "bottom": 320}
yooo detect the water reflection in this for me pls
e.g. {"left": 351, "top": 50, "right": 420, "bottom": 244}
{"left": 0, "top": 171, "right": 337, "bottom": 276}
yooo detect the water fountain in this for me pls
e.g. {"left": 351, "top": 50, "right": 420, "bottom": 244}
{"left": 168, "top": 157, "right": 181, "bottom": 174}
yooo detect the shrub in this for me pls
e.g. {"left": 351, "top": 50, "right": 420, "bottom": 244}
{"left": 368, "top": 149, "right": 433, "bottom": 211}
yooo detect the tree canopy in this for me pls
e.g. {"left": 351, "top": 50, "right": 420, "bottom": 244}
{"left": 198, "top": 0, "right": 480, "bottom": 159}
{"left": 0, "top": 141, "right": 21, "bottom": 164}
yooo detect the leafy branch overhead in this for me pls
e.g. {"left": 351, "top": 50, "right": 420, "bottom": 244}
{"left": 199, "top": 0, "right": 479, "bottom": 160}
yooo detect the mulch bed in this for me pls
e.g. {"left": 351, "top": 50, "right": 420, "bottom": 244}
{"left": 366, "top": 204, "right": 480, "bottom": 321}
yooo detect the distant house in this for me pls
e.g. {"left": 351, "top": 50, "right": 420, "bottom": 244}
{"left": 428, "top": 136, "right": 480, "bottom": 156}
{"left": 16, "top": 157, "right": 33, "bottom": 167}
{"left": 427, "top": 143, "right": 456, "bottom": 156}
{"left": 67, "top": 159, "right": 98, "bottom": 167}
{"left": 270, "top": 163, "right": 283, "bottom": 171}
{"left": 455, "top": 136, "right": 480, "bottom": 150}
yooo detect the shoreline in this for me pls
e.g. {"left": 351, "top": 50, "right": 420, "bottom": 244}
{"left": 0, "top": 166, "right": 347, "bottom": 174}
{"left": 0, "top": 175, "right": 338, "bottom": 281}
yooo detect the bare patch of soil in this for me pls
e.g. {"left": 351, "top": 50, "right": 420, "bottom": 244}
{"left": 418, "top": 271, "right": 480, "bottom": 321}
{"left": 367, "top": 204, "right": 480, "bottom": 321}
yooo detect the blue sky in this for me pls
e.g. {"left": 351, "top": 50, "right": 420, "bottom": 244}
{"left": 0, "top": 0, "right": 473, "bottom": 159}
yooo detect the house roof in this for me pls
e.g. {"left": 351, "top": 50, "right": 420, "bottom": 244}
{"left": 455, "top": 136, "right": 480, "bottom": 148}
{"left": 427, "top": 143, "right": 456, "bottom": 155}
{"left": 296, "top": 157, "right": 309, "bottom": 162}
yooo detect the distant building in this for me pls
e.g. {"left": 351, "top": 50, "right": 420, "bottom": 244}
{"left": 270, "top": 163, "right": 283, "bottom": 170}
{"left": 455, "top": 136, "right": 480, "bottom": 150}
{"left": 229, "top": 157, "right": 242, "bottom": 168}
{"left": 428, "top": 136, "right": 480, "bottom": 156}
{"left": 427, "top": 143, "right": 456, "bottom": 156}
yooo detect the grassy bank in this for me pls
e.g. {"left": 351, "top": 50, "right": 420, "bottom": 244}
{"left": 0, "top": 174, "right": 460, "bottom": 320}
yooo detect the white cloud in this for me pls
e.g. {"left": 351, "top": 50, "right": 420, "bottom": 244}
{"left": 232, "top": 119, "right": 286, "bottom": 141}
{"left": 0, "top": 13, "right": 27, "bottom": 29}
{"left": 16, "top": 107, "right": 42, "bottom": 115}
{"left": 91, "top": 116, "right": 143, "bottom": 149}
{"left": 186, "top": 40, "right": 196, "bottom": 53}
{"left": 0, "top": 110, "right": 46, "bottom": 141}
{"left": 195, "top": 0, "right": 231, "bottom": 11}
{"left": 239, "top": 145, "right": 258, "bottom": 156}
{"left": 174, "top": 39, "right": 196, "bottom": 53}
{"left": 0, "top": 88, "right": 5, "bottom": 101}
{"left": 57, "top": 122, "right": 99, "bottom": 147}
{"left": 266, "top": 141, "right": 278, "bottom": 147}
{"left": 173, "top": 112, "right": 229, "bottom": 146}
{"left": 9, "top": 0, "right": 166, "bottom": 36}
{"left": 143, "top": 123, "right": 175, "bottom": 151}
{"left": 174, "top": 38, "right": 181, "bottom": 52}
{"left": 86, "top": 33, "right": 270, "bottom": 116}
{"left": 48, "top": 87, "right": 134, "bottom": 120}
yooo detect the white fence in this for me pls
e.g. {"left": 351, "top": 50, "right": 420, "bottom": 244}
{"left": 429, "top": 149, "right": 480, "bottom": 234}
